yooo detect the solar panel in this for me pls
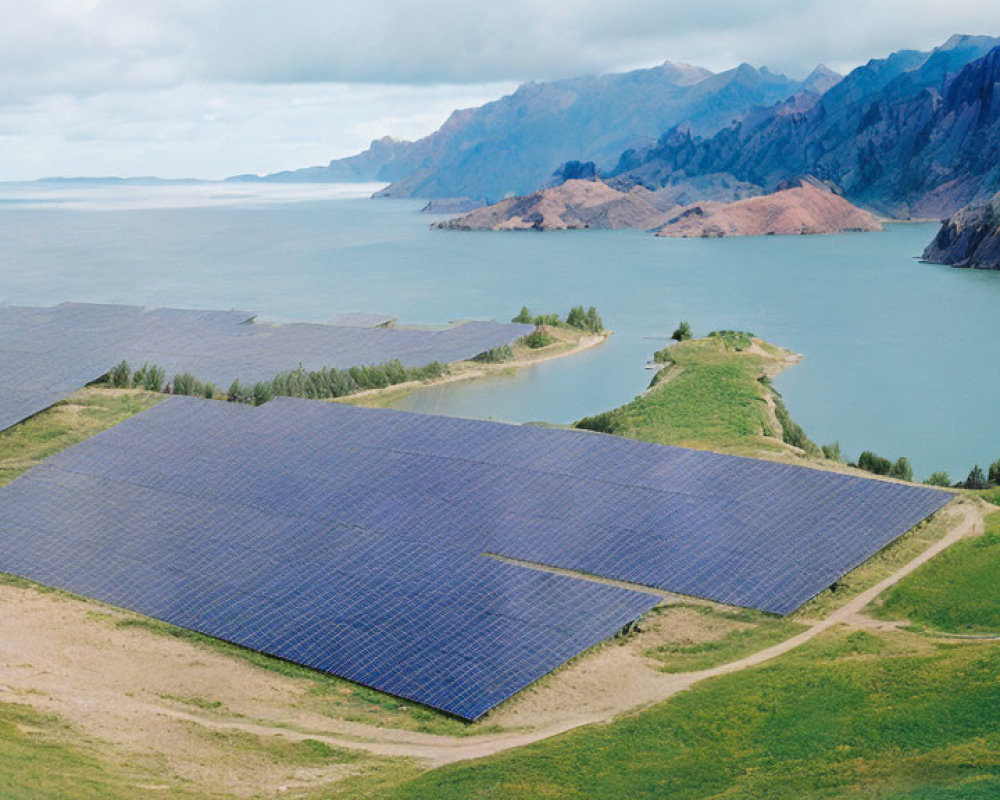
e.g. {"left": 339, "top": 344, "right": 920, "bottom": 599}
{"left": 0, "top": 302, "right": 532, "bottom": 433}
{"left": 0, "top": 396, "right": 948, "bottom": 718}
{"left": 326, "top": 312, "right": 397, "bottom": 328}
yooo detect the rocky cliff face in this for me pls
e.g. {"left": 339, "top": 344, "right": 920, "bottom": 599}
{"left": 654, "top": 181, "right": 883, "bottom": 238}
{"left": 922, "top": 192, "right": 1000, "bottom": 268}
{"left": 433, "top": 180, "right": 676, "bottom": 231}
{"left": 233, "top": 61, "right": 814, "bottom": 202}
{"left": 609, "top": 36, "right": 1000, "bottom": 218}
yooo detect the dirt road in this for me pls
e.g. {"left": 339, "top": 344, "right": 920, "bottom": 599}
{"left": 16, "top": 500, "right": 973, "bottom": 771}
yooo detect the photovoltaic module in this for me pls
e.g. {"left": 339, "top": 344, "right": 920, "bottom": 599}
{"left": 0, "top": 397, "right": 949, "bottom": 718}
{"left": 0, "top": 302, "right": 531, "bottom": 433}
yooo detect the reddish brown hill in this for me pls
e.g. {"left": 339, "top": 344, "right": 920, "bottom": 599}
{"left": 654, "top": 182, "right": 883, "bottom": 238}
{"left": 434, "top": 180, "right": 675, "bottom": 231}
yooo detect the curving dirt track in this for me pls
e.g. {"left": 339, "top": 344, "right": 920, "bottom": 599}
{"left": 4, "top": 501, "right": 978, "bottom": 778}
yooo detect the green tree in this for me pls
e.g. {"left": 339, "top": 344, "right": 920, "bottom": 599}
{"left": 889, "top": 457, "right": 914, "bottom": 482}
{"left": 108, "top": 360, "right": 131, "bottom": 388}
{"left": 141, "top": 364, "right": 165, "bottom": 392}
{"left": 512, "top": 306, "right": 533, "bottom": 324}
{"left": 672, "top": 321, "right": 692, "bottom": 342}
{"left": 566, "top": 305, "right": 586, "bottom": 329}
{"left": 924, "top": 471, "right": 952, "bottom": 487}
{"left": 965, "top": 465, "right": 988, "bottom": 490}
{"left": 585, "top": 306, "right": 603, "bottom": 333}
{"left": 858, "top": 450, "right": 892, "bottom": 476}
{"left": 821, "top": 441, "right": 842, "bottom": 462}
{"left": 227, "top": 379, "right": 247, "bottom": 403}
{"left": 989, "top": 459, "right": 1000, "bottom": 487}
{"left": 251, "top": 381, "right": 273, "bottom": 407}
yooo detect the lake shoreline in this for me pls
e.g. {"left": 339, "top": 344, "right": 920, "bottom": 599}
{"left": 339, "top": 328, "right": 610, "bottom": 409}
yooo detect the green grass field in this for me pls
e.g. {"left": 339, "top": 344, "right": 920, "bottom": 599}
{"left": 384, "top": 629, "right": 1000, "bottom": 800}
{"left": 872, "top": 510, "right": 1000, "bottom": 634}
{"left": 574, "top": 336, "right": 794, "bottom": 455}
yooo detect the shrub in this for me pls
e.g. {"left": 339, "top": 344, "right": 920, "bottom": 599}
{"left": 251, "top": 381, "right": 273, "bottom": 406}
{"left": 575, "top": 410, "right": 621, "bottom": 434}
{"left": 227, "top": 379, "right": 251, "bottom": 404}
{"left": 708, "top": 330, "right": 754, "bottom": 351}
{"left": 521, "top": 328, "right": 556, "bottom": 349}
{"left": 671, "top": 321, "right": 692, "bottom": 342}
{"left": 771, "top": 390, "right": 819, "bottom": 455}
{"left": 513, "top": 305, "right": 602, "bottom": 333}
{"left": 409, "top": 361, "right": 445, "bottom": 381}
{"left": 512, "top": 306, "right": 533, "bottom": 324}
{"left": 821, "top": 441, "right": 842, "bottom": 462}
{"left": 533, "top": 313, "right": 561, "bottom": 327}
{"left": 473, "top": 345, "right": 514, "bottom": 363}
{"left": 889, "top": 456, "right": 914, "bottom": 482}
{"left": 584, "top": 306, "right": 603, "bottom": 333}
{"left": 171, "top": 372, "right": 203, "bottom": 397}
{"left": 965, "top": 465, "right": 988, "bottom": 490}
{"left": 566, "top": 305, "right": 586, "bottom": 329}
{"left": 202, "top": 382, "right": 216, "bottom": 399}
{"left": 858, "top": 450, "right": 893, "bottom": 475}
{"left": 652, "top": 346, "right": 673, "bottom": 364}
{"left": 108, "top": 360, "right": 131, "bottom": 388}
{"left": 989, "top": 459, "right": 1000, "bottom": 487}
{"left": 925, "top": 471, "right": 952, "bottom": 487}
{"left": 133, "top": 363, "right": 165, "bottom": 392}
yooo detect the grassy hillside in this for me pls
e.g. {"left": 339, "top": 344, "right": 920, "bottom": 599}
{"left": 574, "top": 334, "right": 813, "bottom": 457}
{"left": 385, "top": 629, "right": 1000, "bottom": 799}
{"left": 871, "top": 510, "right": 1000, "bottom": 634}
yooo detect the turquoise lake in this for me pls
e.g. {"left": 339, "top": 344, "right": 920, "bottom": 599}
{"left": 1, "top": 182, "right": 997, "bottom": 481}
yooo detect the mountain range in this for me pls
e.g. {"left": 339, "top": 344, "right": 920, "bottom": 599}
{"left": 231, "top": 61, "right": 838, "bottom": 203}
{"left": 231, "top": 34, "right": 1000, "bottom": 222}
{"left": 607, "top": 35, "right": 1000, "bottom": 218}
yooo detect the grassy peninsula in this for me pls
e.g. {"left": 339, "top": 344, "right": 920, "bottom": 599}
{"left": 575, "top": 331, "right": 813, "bottom": 458}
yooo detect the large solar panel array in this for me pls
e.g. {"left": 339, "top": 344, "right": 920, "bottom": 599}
{"left": 0, "top": 396, "right": 949, "bottom": 717}
{"left": 0, "top": 302, "right": 531, "bottom": 433}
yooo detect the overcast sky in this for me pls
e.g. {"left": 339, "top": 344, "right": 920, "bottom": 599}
{"left": 2, "top": 0, "right": 999, "bottom": 181}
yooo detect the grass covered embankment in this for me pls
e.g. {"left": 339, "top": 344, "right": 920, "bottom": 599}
{"left": 872, "top": 509, "right": 1000, "bottom": 635}
{"left": 0, "top": 389, "right": 162, "bottom": 487}
{"left": 575, "top": 331, "right": 813, "bottom": 457}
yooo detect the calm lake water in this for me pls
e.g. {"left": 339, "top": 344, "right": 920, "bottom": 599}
{"left": 1, "top": 182, "right": 997, "bottom": 480}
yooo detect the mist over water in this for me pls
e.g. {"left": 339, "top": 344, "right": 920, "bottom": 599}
{"left": 1, "top": 183, "right": 997, "bottom": 480}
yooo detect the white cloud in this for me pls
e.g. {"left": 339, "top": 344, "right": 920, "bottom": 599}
{"left": 0, "top": 81, "right": 516, "bottom": 180}
{"left": 0, "top": 0, "right": 997, "bottom": 178}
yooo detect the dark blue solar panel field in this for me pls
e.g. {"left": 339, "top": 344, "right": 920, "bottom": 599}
{"left": 0, "top": 395, "right": 949, "bottom": 718}
{"left": 0, "top": 302, "right": 531, "bottom": 434}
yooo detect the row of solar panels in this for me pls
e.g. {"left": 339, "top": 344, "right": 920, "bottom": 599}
{"left": 0, "top": 302, "right": 532, "bottom": 432}
{"left": 0, "top": 395, "right": 950, "bottom": 719}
